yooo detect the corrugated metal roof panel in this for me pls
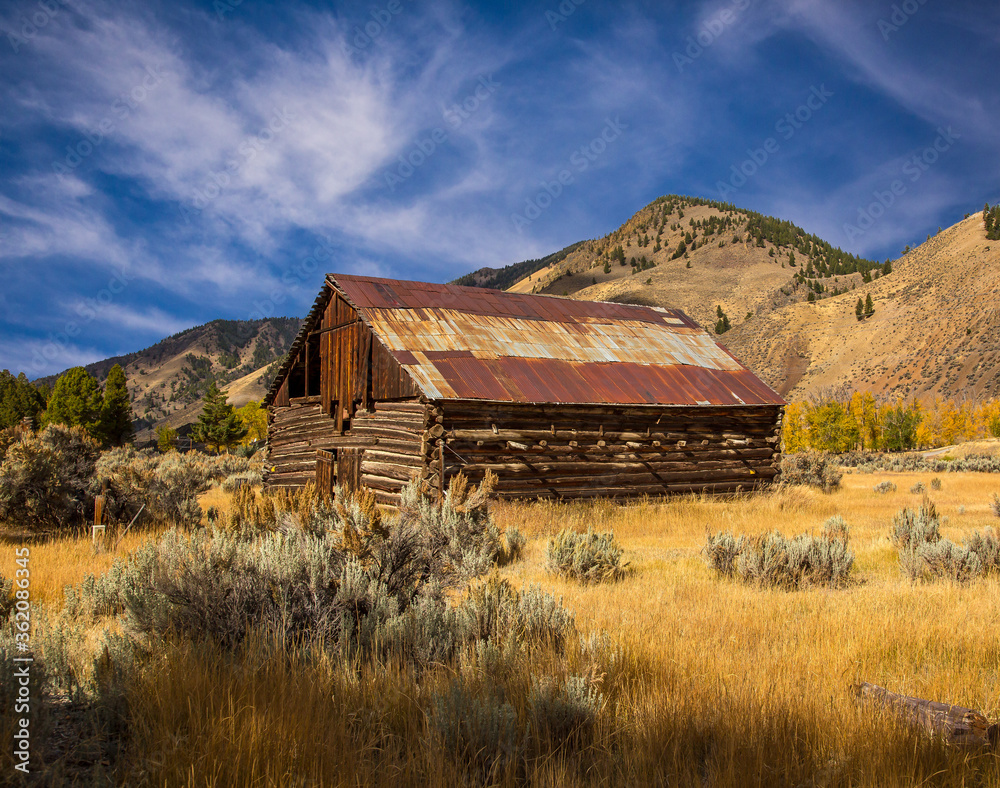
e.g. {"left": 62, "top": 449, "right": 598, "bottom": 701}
{"left": 266, "top": 274, "right": 785, "bottom": 407}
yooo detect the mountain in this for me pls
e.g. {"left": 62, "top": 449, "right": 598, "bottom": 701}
{"left": 37, "top": 318, "right": 301, "bottom": 438}
{"left": 467, "top": 195, "right": 998, "bottom": 402}
{"left": 474, "top": 195, "right": 884, "bottom": 338}
{"left": 450, "top": 241, "right": 587, "bottom": 291}
{"left": 724, "top": 212, "right": 1000, "bottom": 401}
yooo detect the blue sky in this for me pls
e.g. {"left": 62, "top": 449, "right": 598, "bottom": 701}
{"left": 1, "top": 0, "right": 998, "bottom": 377}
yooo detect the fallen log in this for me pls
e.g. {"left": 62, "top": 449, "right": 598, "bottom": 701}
{"left": 853, "top": 682, "right": 999, "bottom": 749}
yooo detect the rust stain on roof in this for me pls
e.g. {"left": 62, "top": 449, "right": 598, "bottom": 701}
{"left": 327, "top": 274, "right": 784, "bottom": 407}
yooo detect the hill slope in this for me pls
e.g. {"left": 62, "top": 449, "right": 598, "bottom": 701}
{"left": 724, "top": 213, "right": 1000, "bottom": 400}
{"left": 478, "top": 195, "right": 998, "bottom": 402}
{"left": 495, "top": 195, "right": 884, "bottom": 335}
{"left": 38, "top": 318, "right": 302, "bottom": 437}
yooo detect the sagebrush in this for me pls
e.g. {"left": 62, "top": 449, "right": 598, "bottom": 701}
{"left": 891, "top": 501, "right": 999, "bottom": 583}
{"left": 703, "top": 516, "right": 854, "bottom": 589}
{"left": 780, "top": 452, "right": 842, "bottom": 491}
{"left": 545, "top": 528, "right": 627, "bottom": 583}
{"left": 0, "top": 425, "right": 100, "bottom": 529}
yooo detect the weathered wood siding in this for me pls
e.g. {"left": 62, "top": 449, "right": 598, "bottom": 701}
{"left": 350, "top": 401, "right": 430, "bottom": 507}
{"left": 265, "top": 396, "right": 342, "bottom": 488}
{"left": 315, "top": 293, "right": 419, "bottom": 432}
{"left": 433, "top": 401, "right": 783, "bottom": 499}
{"left": 266, "top": 396, "right": 431, "bottom": 504}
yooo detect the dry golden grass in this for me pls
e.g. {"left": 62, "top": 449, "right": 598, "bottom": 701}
{"left": 0, "top": 483, "right": 232, "bottom": 605}
{"left": 0, "top": 526, "right": 164, "bottom": 607}
{"left": 4, "top": 472, "right": 999, "bottom": 786}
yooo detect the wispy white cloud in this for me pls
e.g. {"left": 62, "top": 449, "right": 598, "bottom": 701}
{"left": 774, "top": 0, "right": 995, "bottom": 142}
{"left": 65, "top": 301, "right": 193, "bottom": 337}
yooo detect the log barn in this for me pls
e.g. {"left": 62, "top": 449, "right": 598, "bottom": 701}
{"left": 263, "top": 274, "right": 785, "bottom": 507}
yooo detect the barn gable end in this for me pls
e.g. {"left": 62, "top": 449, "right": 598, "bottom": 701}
{"left": 264, "top": 274, "right": 785, "bottom": 507}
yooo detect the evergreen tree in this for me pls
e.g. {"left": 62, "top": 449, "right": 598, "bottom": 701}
{"left": 192, "top": 382, "right": 247, "bottom": 452}
{"left": 855, "top": 298, "right": 864, "bottom": 321}
{"left": 865, "top": 294, "right": 874, "bottom": 317}
{"left": 714, "top": 307, "right": 731, "bottom": 334}
{"left": 45, "top": 367, "right": 102, "bottom": 435}
{"left": 0, "top": 370, "right": 45, "bottom": 429}
{"left": 99, "top": 364, "right": 133, "bottom": 446}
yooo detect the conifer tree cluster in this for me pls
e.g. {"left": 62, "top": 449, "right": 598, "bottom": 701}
{"left": 984, "top": 203, "right": 1000, "bottom": 241}
{"left": 714, "top": 306, "right": 731, "bottom": 334}
{"left": 0, "top": 370, "right": 45, "bottom": 429}
{"left": 855, "top": 295, "right": 875, "bottom": 321}
{"left": 12, "top": 364, "right": 135, "bottom": 446}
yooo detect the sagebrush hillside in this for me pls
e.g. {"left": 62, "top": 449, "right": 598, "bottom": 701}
{"left": 489, "top": 195, "right": 884, "bottom": 338}
{"left": 726, "top": 212, "right": 1000, "bottom": 401}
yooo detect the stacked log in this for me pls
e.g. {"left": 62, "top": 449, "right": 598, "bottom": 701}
{"left": 352, "top": 400, "right": 429, "bottom": 507}
{"left": 265, "top": 396, "right": 342, "bottom": 488}
{"left": 437, "top": 402, "right": 783, "bottom": 501}
{"left": 266, "top": 397, "right": 783, "bottom": 505}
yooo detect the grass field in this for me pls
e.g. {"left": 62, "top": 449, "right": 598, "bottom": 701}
{"left": 2, "top": 470, "right": 999, "bottom": 786}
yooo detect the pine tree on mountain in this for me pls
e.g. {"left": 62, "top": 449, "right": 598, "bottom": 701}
{"left": 192, "top": 381, "right": 247, "bottom": 453}
{"left": 864, "top": 294, "right": 874, "bottom": 317}
{"left": 855, "top": 298, "right": 864, "bottom": 321}
{"left": 45, "top": 367, "right": 102, "bottom": 435}
{"left": 99, "top": 364, "right": 133, "bottom": 446}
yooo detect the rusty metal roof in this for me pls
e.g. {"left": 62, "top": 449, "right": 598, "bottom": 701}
{"left": 317, "top": 274, "right": 783, "bottom": 407}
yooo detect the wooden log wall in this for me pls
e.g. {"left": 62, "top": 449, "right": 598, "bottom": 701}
{"left": 265, "top": 397, "right": 431, "bottom": 499}
{"left": 264, "top": 396, "right": 343, "bottom": 488}
{"left": 434, "top": 401, "right": 783, "bottom": 500}
{"left": 351, "top": 400, "right": 431, "bottom": 507}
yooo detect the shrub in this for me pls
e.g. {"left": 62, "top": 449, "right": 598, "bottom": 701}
{"left": 221, "top": 470, "right": 262, "bottom": 492}
{"left": 64, "top": 547, "right": 158, "bottom": 621}
{"left": 903, "top": 528, "right": 999, "bottom": 583}
{"left": 908, "top": 540, "right": 981, "bottom": 584}
{"left": 431, "top": 679, "right": 524, "bottom": 781}
{"left": 910, "top": 482, "right": 926, "bottom": 494}
{"left": 890, "top": 501, "right": 941, "bottom": 550}
{"left": 398, "top": 472, "right": 524, "bottom": 579}
{"left": 463, "top": 575, "right": 575, "bottom": 649}
{"left": 545, "top": 528, "right": 627, "bottom": 583}
{"left": 0, "top": 425, "right": 28, "bottom": 464}
{"left": 930, "top": 477, "right": 942, "bottom": 491}
{"left": 702, "top": 530, "right": 746, "bottom": 578}
{"left": 965, "top": 528, "right": 1000, "bottom": 575}
{"left": 703, "top": 517, "right": 854, "bottom": 589}
{"left": 102, "top": 479, "right": 538, "bottom": 661}
{"left": 95, "top": 448, "right": 213, "bottom": 527}
{"left": 529, "top": 675, "right": 601, "bottom": 749}
{"left": 0, "top": 574, "right": 12, "bottom": 624}
{"left": 780, "top": 452, "right": 842, "bottom": 491}
{"left": 837, "top": 452, "right": 1000, "bottom": 475}
{"left": 0, "top": 425, "right": 100, "bottom": 529}
{"left": 991, "top": 493, "right": 1000, "bottom": 518}
{"left": 889, "top": 501, "right": 998, "bottom": 583}
{"left": 873, "top": 480, "right": 897, "bottom": 494}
